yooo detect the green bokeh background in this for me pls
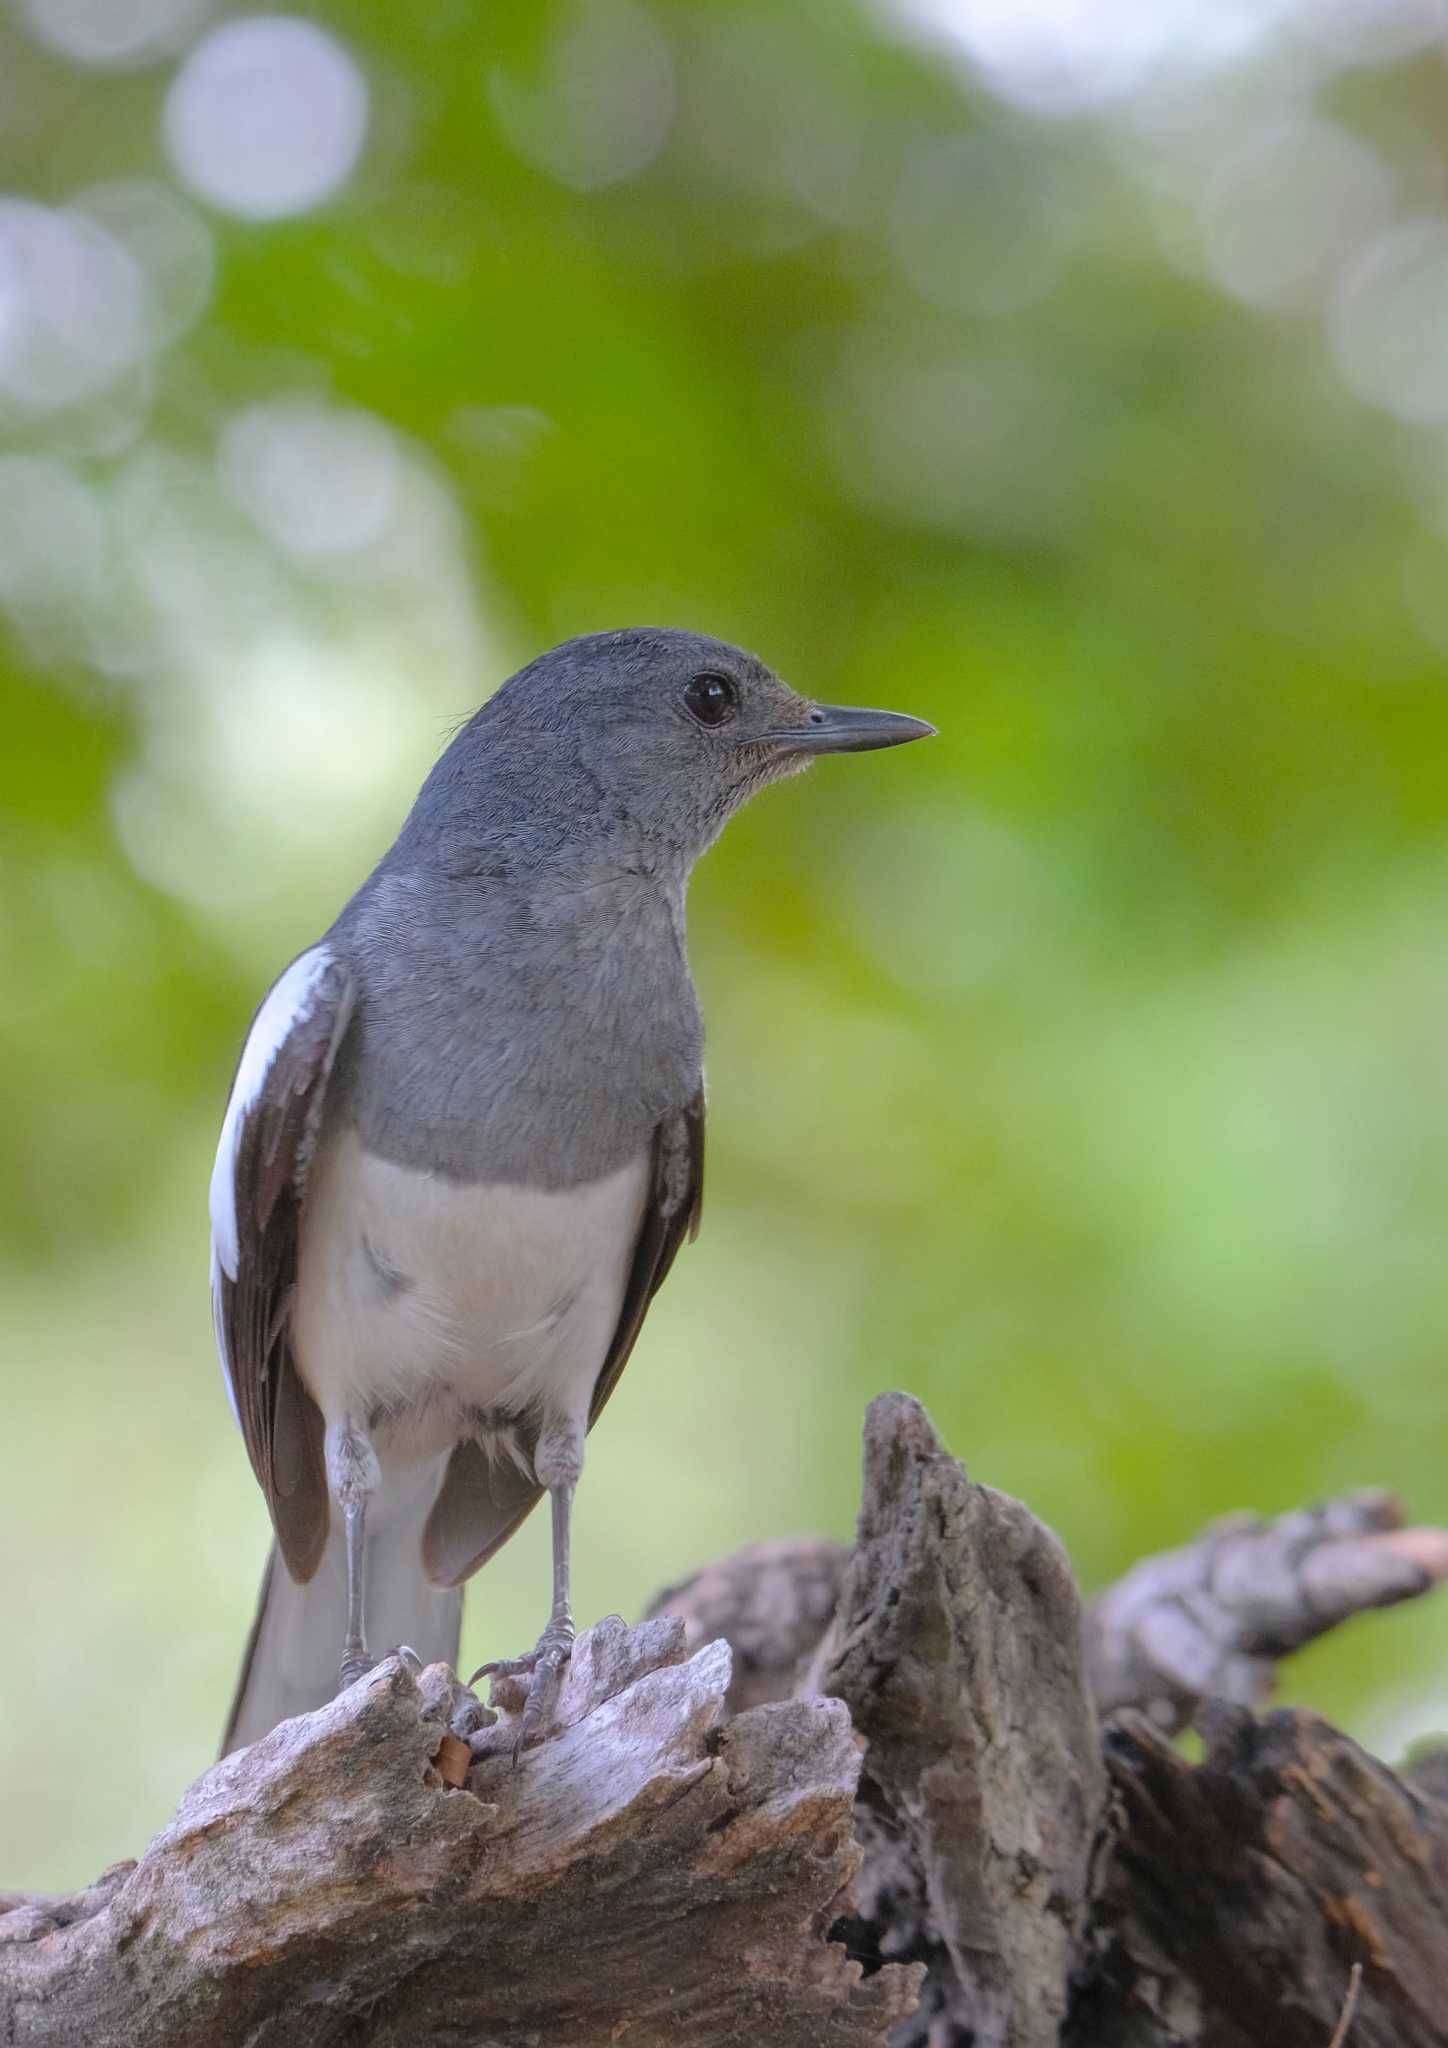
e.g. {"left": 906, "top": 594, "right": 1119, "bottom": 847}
{"left": 4, "top": 0, "right": 1448, "bottom": 1889}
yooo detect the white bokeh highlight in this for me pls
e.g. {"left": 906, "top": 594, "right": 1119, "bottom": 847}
{"left": 0, "top": 199, "right": 148, "bottom": 410}
{"left": 93, "top": 423, "right": 490, "bottom": 922}
{"left": 1330, "top": 221, "right": 1448, "bottom": 425}
{"left": 1201, "top": 120, "right": 1394, "bottom": 311}
{"left": 891, "top": 0, "right": 1292, "bottom": 117}
{"left": 163, "top": 16, "right": 369, "bottom": 221}
{"left": 490, "top": 0, "right": 675, "bottom": 191}
{"left": 218, "top": 396, "right": 401, "bottom": 563}
{"left": 74, "top": 180, "right": 215, "bottom": 347}
{"left": 19, "top": 0, "right": 210, "bottom": 70}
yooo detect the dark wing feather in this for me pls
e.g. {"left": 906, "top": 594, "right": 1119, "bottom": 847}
{"left": 211, "top": 951, "right": 354, "bottom": 1583}
{"left": 587, "top": 1084, "right": 704, "bottom": 1428}
{"left": 421, "top": 1085, "right": 705, "bottom": 1588}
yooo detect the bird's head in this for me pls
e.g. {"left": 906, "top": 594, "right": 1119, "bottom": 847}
{"left": 463, "top": 627, "right": 934, "bottom": 868}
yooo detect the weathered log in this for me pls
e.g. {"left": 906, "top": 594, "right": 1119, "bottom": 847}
{"left": 1084, "top": 1494, "right": 1448, "bottom": 1733}
{"left": 653, "top": 1472, "right": 1448, "bottom": 1739}
{"left": 649, "top": 1534, "right": 850, "bottom": 1714}
{"left": 5, "top": 1393, "right": 1447, "bottom": 2048}
{"left": 0, "top": 1618, "right": 919, "bottom": 2046}
{"left": 809, "top": 1394, "right": 1105, "bottom": 2048}
{"left": 651, "top": 1399, "right": 1448, "bottom": 2048}
{"left": 1076, "top": 1702, "right": 1448, "bottom": 2048}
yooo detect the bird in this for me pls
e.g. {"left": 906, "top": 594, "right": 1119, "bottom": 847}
{"left": 210, "top": 626, "right": 933, "bottom": 1756}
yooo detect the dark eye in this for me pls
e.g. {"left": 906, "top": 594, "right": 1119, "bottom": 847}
{"left": 683, "top": 671, "right": 738, "bottom": 728}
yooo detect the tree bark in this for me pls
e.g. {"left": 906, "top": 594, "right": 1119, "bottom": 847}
{"left": 4, "top": 1393, "right": 1445, "bottom": 2047}
{"left": 1076, "top": 1701, "right": 1448, "bottom": 2048}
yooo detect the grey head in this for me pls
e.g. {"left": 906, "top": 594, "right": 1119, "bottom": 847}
{"left": 394, "top": 626, "right": 934, "bottom": 877}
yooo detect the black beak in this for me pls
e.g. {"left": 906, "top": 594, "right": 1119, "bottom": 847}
{"left": 769, "top": 703, "right": 937, "bottom": 756}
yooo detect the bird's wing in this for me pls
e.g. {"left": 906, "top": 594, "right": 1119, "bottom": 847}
{"left": 421, "top": 1085, "right": 706, "bottom": 1588}
{"left": 210, "top": 944, "right": 354, "bottom": 1584}
{"left": 586, "top": 1084, "right": 705, "bottom": 1427}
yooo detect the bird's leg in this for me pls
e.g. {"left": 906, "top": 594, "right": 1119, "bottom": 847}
{"left": 470, "top": 1423, "right": 580, "bottom": 1758}
{"left": 544, "top": 1477, "right": 578, "bottom": 1663}
{"left": 327, "top": 1416, "right": 382, "bottom": 1690}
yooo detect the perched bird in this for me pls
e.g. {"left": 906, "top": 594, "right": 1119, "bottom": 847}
{"left": 211, "top": 627, "right": 932, "bottom": 1754}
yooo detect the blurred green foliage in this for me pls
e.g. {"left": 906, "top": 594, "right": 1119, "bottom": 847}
{"left": 3, "top": 0, "right": 1448, "bottom": 1889}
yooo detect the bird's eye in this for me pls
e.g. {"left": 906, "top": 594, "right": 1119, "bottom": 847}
{"left": 683, "top": 671, "right": 738, "bottom": 729}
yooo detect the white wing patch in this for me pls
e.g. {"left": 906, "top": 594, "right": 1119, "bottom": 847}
{"left": 209, "top": 944, "right": 336, "bottom": 1285}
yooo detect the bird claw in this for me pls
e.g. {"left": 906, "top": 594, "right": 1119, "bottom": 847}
{"left": 337, "top": 1645, "right": 492, "bottom": 1751}
{"left": 337, "top": 1643, "right": 422, "bottom": 1690}
{"left": 467, "top": 1623, "right": 574, "bottom": 1765}
{"left": 446, "top": 1681, "right": 494, "bottom": 1743}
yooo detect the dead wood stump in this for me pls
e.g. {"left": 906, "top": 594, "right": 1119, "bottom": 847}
{"left": 6, "top": 1392, "right": 1447, "bottom": 2047}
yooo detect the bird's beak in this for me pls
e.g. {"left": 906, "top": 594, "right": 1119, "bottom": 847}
{"left": 769, "top": 704, "right": 937, "bottom": 756}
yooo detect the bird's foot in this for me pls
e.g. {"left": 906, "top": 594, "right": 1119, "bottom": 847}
{"left": 335, "top": 1646, "right": 491, "bottom": 1748}
{"left": 337, "top": 1643, "right": 422, "bottom": 1691}
{"left": 433, "top": 1668, "right": 493, "bottom": 1743}
{"left": 467, "top": 1620, "right": 575, "bottom": 1765}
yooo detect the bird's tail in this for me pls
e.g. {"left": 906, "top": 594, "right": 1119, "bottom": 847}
{"left": 222, "top": 1460, "right": 463, "bottom": 1755}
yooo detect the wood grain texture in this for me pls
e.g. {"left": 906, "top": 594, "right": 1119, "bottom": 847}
{"left": 1, "top": 1618, "right": 917, "bottom": 2047}
{"left": 6, "top": 1394, "right": 1447, "bottom": 2047}
{"left": 812, "top": 1394, "right": 1106, "bottom": 2048}
{"left": 1078, "top": 1702, "right": 1448, "bottom": 2048}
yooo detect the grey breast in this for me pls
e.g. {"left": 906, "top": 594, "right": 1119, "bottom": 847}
{"left": 325, "top": 862, "right": 704, "bottom": 1190}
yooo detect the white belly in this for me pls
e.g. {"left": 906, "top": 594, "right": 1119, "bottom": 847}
{"left": 292, "top": 1127, "right": 650, "bottom": 1465}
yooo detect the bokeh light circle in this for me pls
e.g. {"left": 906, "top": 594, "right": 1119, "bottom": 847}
{"left": 163, "top": 15, "right": 369, "bottom": 221}
{"left": 19, "top": 0, "right": 210, "bottom": 71}
{"left": 218, "top": 395, "right": 401, "bottom": 562}
{"left": 489, "top": 0, "right": 674, "bottom": 191}
{"left": 74, "top": 180, "right": 215, "bottom": 346}
{"left": 0, "top": 199, "right": 147, "bottom": 410}
{"left": 1200, "top": 119, "right": 1393, "bottom": 311}
{"left": 1329, "top": 219, "right": 1448, "bottom": 424}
